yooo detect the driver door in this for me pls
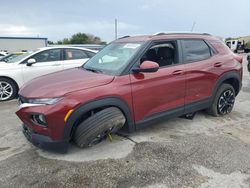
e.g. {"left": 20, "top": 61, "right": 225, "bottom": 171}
{"left": 130, "top": 41, "right": 186, "bottom": 123}
{"left": 22, "top": 49, "right": 64, "bottom": 83}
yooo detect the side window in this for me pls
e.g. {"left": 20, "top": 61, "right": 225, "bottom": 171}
{"left": 182, "top": 40, "right": 211, "bottom": 62}
{"left": 32, "top": 49, "right": 61, "bottom": 63}
{"left": 85, "top": 51, "right": 96, "bottom": 58}
{"left": 64, "top": 49, "right": 88, "bottom": 60}
{"left": 141, "top": 41, "right": 178, "bottom": 67}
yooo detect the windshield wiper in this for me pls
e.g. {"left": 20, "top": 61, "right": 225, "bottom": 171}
{"left": 83, "top": 67, "right": 103, "bottom": 73}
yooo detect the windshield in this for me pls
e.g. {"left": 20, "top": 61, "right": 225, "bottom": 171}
{"left": 8, "top": 51, "right": 36, "bottom": 63}
{"left": 1, "top": 54, "right": 21, "bottom": 63}
{"left": 83, "top": 42, "right": 143, "bottom": 75}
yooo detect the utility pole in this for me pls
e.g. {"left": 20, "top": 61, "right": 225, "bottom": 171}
{"left": 115, "top": 18, "right": 118, "bottom": 40}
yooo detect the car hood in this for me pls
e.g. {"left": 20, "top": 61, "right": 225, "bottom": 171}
{"left": 19, "top": 68, "right": 115, "bottom": 98}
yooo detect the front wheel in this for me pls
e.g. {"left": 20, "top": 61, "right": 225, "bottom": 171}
{"left": 73, "top": 107, "right": 126, "bottom": 148}
{"left": 207, "top": 84, "right": 235, "bottom": 116}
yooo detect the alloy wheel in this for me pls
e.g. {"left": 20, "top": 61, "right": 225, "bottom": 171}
{"left": 218, "top": 89, "right": 235, "bottom": 115}
{"left": 0, "top": 81, "right": 13, "bottom": 101}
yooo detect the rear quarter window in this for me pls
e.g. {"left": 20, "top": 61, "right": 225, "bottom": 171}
{"left": 182, "top": 39, "right": 211, "bottom": 62}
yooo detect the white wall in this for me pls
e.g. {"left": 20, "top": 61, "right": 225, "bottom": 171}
{"left": 0, "top": 38, "right": 47, "bottom": 53}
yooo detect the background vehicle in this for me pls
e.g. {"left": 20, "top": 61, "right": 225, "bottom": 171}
{"left": 0, "top": 46, "right": 96, "bottom": 101}
{"left": 16, "top": 33, "right": 243, "bottom": 152}
{"left": 247, "top": 54, "right": 250, "bottom": 72}
{"left": 226, "top": 38, "right": 250, "bottom": 53}
{"left": 50, "top": 44, "right": 105, "bottom": 51}
{"left": 0, "top": 51, "right": 8, "bottom": 57}
{"left": 0, "top": 52, "right": 27, "bottom": 63}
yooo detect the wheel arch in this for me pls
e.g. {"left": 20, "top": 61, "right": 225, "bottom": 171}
{"left": 63, "top": 97, "right": 135, "bottom": 141}
{"left": 213, "top": 71, "right": 241, "bottom": 98}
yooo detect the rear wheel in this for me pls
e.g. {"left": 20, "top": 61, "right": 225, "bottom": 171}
{"left": 73, "top": 107, "right": 126, "bottom": 148}
{"left": 0, "top": 78, "right": 17, "bottom": 101}
{"left": 207, "top": 84, "right": 235, "bottom": 116}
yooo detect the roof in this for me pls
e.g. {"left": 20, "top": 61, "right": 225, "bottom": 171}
{"left": 37, "top": 46, "right": 97, "bottom": 53}
{"left": 116, "top": 32, "right": 217, "bottom": 43}
{"left": 0, "top": 36, "right": 47, "bottom": 40}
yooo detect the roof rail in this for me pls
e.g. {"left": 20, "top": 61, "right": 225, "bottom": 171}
{"left": 153, "top": 32, "right": 211, "bottom": 36}
{"left": 118, "top": 35, "right": 130, "bottom": 39}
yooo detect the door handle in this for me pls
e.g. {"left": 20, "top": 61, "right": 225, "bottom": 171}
{"left": 172, "top": 70, "right": 184, "bottom": 75}
{"left": 214, "top": 62, "right": 222, "bottom": 67}
{"left": 52, "top": 64, "right": 61, "bottom": 66}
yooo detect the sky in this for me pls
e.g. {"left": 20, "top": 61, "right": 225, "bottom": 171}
{"left": 1, "top": 0, "right": 249, "bottom": 42}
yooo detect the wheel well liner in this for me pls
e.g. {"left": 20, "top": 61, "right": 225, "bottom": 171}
{"left": 63, "top": 97, "right": 135, "bottom": 140}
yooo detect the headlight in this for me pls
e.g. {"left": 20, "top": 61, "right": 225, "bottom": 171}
{"left": 27, "top": 97, "right": 63, "bottom": 105}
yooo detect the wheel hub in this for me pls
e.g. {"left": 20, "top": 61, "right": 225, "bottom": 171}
{"left": 0, "top": 81, "right": 13, "bottom": 101}
{"left": 88, "top": 127, "right": 114, "bottom": 147}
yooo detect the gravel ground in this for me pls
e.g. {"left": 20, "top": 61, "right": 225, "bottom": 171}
{"left": 0, "top": 55, "right": 250, "bottom": 188}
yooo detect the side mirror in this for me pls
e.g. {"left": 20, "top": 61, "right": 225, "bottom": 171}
{"left": 133, "top": 61, "right": 159, "bottom": 73}
{"left": 26, "top": 58, "right": 36, "bottom": 66}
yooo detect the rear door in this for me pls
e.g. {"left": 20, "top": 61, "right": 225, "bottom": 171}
{"left": 181, "top": 39, "right": 218, "bottom": 107}
{"left": 130, "top": 40, "right": 186, "bottom": 123}
{"left": 62, "top": 48, "right": 91, "bottom": 69}
{"left": 22, "top": 48, "right": 63, "bottom": 83}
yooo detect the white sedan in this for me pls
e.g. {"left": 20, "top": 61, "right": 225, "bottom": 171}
{"left": 0, "top": 52, "right": 8, "bottom": 57}
{"left": 0, "top": 46, "right": 96, "bottom": 101}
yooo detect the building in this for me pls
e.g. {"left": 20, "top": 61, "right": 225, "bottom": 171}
{"left": 0, "top": 37, "right": 48, "bottom": 53}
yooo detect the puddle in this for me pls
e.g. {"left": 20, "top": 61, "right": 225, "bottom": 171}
{"left": 37, "top": 138, "right": 135, "bottom": 162}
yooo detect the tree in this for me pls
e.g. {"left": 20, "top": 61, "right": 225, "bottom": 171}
{"left": 57, "top": 40, "right": 63, "bottom": 45}
{"left": 54, "top": 32, "right": 106, "bottom": 45}
{"left": 62, "top": 38, "right": 71, "bottom": 44}
{"left": 225, "top": 37, "right": 240, "bottom": 41}
{"left": 47, "top": 40, "right": 54, "bottom": 45}
{"left": 70, "top": 33, "right": 89, "bottom": 44}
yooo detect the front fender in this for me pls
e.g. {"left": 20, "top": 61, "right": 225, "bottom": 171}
{"left": 63, "top": 97, "right": 135, "bottom": 140}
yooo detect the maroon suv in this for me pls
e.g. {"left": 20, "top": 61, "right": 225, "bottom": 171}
{"left": 16, "top": 33, "right": 243, "bottom": 152}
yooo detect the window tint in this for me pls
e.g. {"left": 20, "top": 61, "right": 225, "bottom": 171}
{"left": 141, "top": 41, "right": 178, "bottom": 67}
{"left": 65, "top": 49, "right": 88, "bottom": 60}
{"left": 85, "top": 51, "right": 96, "bottom": 58}
{"left": 182, "top": 40, "right": 211, "bottom": 62}
{"left": 32, "top": 49, "right": 61, "bottom": 63}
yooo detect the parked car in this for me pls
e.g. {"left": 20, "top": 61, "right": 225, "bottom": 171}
{"left": 0, "top": 46, "right": 96, "bottom": 101}
{"left": 0, "top": 51, "right": 8, "bottom": 57}
{"left": 247, "top": 54, "right": 250, "bottom": 72}
{"left": 50, "top": 44, "right": 105, "bottom": 51}
{"left": 226, "top": 39, "right": 250, "bottom": 53}
{"left": 16, "top": 33, "right": 243, "bottom": 152}
{"left": 0, "top": 52, "right": 27, "bottom": 63}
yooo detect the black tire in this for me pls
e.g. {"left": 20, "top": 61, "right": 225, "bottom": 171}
{"left": 207, "top": 83, "right": 235, "bottom": 117}
{"left": 73, "top": 107, "right": 126, "bottom": 148}
{"left": 0, "top": 78, "right": 18, "bottom": 102}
